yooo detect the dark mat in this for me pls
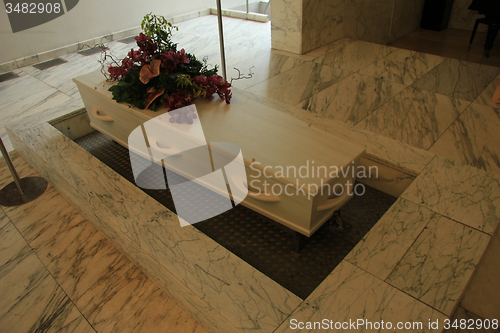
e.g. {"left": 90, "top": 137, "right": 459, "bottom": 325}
{"left": 74, "top": 131, "right": 397, "bottom": 299}
{"left": 33, "top": 58, "right": 68, "bottom": 70}
{"left": 117, "top": 36, "right": 137, "bottom": 44}
{"left": 78, "top": 46, "right": 108, "bottom": 56}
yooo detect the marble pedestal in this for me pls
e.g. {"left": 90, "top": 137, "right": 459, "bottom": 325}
{"left": 6, "top": 89, "right": 500, "bottom": 332}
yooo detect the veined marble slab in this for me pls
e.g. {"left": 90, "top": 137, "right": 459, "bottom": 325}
{"left": 356, "top": 87, "right": 470, "bottom": 150}
{"left": 315, "top": 40, "right": 395, "bottom": 72}
{"left": 472, "top": 73, "right": 500, "bottom": 109}
{"left": 230, "top": 51, "right": 308, "bottom": 91}
{"left": 296, "top": 72, "right": 406, "bottom": 125}
{"left": 429, "top": 103, "right": 500, "bottom": 177}
{"left": 32, "top": 54, "right": 102, "bottom": 99}
{"left": 412, "top": 58, "right": 500, "bottom": 102}
{"left": 0, "top": 211, "right": 83, "bottom": 333}
{"left": 6, "top": 122, "right": 302, "bottom": 333}
{"left": 302, "top": 0, "right": 345, "bottom": 54}
{"left": 274, "top": 260, "right": 447, "bottom": 333}
{"left": 270, "top": 0, "right": 302, "bottom": 54}
{"left": 390, "top": 0, "right": 426, "bottom": 42}
{"left": 246, "top": 61, "right": 353, "bottom": 105}
{"left": 386, "top": 214, "right": 490, "bottom": 316}
{"left": 402, "top": 155, "right": 500, "bottom": 236}
{"left": 343, "top": 0, "right": 393, "bottom": 45}
{"left": 359, "top": 49, "right": 444, "bottom": 86}
{"left": 345, "top": 198, "right": 434, "bottom": 281}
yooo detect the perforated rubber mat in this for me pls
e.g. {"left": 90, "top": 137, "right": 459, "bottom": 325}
{"left": 75, "top": 131, "right": 397, "bottom": 299}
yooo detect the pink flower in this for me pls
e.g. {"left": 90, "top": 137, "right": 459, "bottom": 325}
{"left": 108, "top": 65, "right": 127, "bottom": 80}
{"left": 139, "top": 59, "right": 161, "bottom": 84}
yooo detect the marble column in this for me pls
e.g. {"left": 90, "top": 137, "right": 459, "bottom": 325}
{"left": 271, "top": 0, "right": 345, "bottom": 54}
{"left": 271, "top": 0, "right": 426, "bottom": 54}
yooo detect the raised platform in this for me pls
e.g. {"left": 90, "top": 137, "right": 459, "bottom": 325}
{"left": 6, "top": 87, "right": 500, "bottom": 332}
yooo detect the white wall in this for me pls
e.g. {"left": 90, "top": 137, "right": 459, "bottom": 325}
{"left": 0, "top": 0, "right": 211, "bottom": 64}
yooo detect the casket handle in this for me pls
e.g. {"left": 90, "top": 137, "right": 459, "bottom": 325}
{"left": 91, "top": 108, "right": 114, "bottom": 122}
{"left": 148, "top": 137, "right": 182, "bottom": 156}
{"left": 317, "top": 193, "right": 351, "bottom": 211}
{"left": 317, "top": 178, "right": 353, "bottom": 211}
{"left": 232, "top": 177, "right": 281, "bottom": 203}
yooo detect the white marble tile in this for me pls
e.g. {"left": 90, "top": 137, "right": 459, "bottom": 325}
{"left": 445, "top": 306, "right": 500, "bottom": 333}
{"left": 0, "top": 151, "right": 40, "bottom": 189}
{"left": 7, "top": 123, "right": 302, "bottom": 333}
{"left": 53, "top": 315, "right": 96, "bottom": 333}
{"left": 2, "top": 91, "right": 83, "bottom": 130}
{"left": 32, "top": 54, "right": 102, "bottom": 98}
{"left": 344, "top": 0, "right": 393, "bottom": 44}
{"left": 296, "top": 72, "right": 406, "bottom": 125}
{"left": 345, "top": 198, "right": 434, "bottom": 280}
{"left": 274, "top": 260, "right": 447, "bottom": 333}
{"left": 230, "top": 51, "right": 308, "bottom": 90}
{"left": 302, "top": 37, "right": 354, "bottom": 59}
{"left": 0, "top": 228, "right": 81, "bottom": 333}
{"left": 386, "top": 214, "right": 490, "bottom": 316}
{"left": 0, "top": 211, "right": 31, "bottom": 268}
{"left": 270, "top": 0, "right": 303, "bottom": 54}
{"left": 460, "top": 227, "right": 500, "bottom": 321}
{"left": 316, "top": 40, "right": 395, "bottom": 72}
{"left": 402, "top": 155, "right": 500, "bottom": 235}
{"left": 412, "top": 58, "right": 500, "bottom": 102}
{"left": 356, "top": 87, "right": 469, "bottom": 150}
{"left": 472, "top": 73, "right": 500, "bottom": 108}
{"left": 429, "top": 103, "right": 500, "bottom": 177}
{"left": 247, "top": 61, "right": 353, "bottom": 105}
{"left": 302, "top": 0, "right": 345, "bottom": 53}
{"left": 0, "top": 74, "right": 57, "bottom": 112}
{"left": 390, "top": 0, "right": 426, "bottom": 42}
{"left": 359, "top": 49, "right": 444, "bottom": 86}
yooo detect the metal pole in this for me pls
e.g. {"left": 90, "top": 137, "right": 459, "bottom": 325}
{"left": 246, "top": 0, "right": 249, "bottom": 13}
{"left": 216, "top": 0, "right": 227, "bottom": 80}
{"left": 0, "top": 138, "right": 24, "bottom": 196}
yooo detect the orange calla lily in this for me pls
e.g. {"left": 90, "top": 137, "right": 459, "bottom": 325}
{"left": 144, "top": 87, "right": 165, "bottom": 110}
{"left": 139, "top": 59, "right": 161, "bottom": 84}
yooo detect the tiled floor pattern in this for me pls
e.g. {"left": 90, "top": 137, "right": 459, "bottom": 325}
{"left": 0, "top": 151, "right": 208, "bottom": 333}
{"left": 1, "top": 14, "right": 500, "bottom": 332}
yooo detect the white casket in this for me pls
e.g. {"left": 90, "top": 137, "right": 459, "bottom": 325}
{"left": 73, "top": 70, "right": 365, "bottom": 237}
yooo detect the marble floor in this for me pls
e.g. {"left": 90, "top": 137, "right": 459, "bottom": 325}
{"left": 389, "top": 28, "right": 500, "bottom": 67}
{"left": 1, "top": 14, "right": 500, "bottom": 332}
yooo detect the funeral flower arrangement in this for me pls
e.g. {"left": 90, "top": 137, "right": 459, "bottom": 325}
{"left": 103, "top": 13, "right": 231, "bottom": 119}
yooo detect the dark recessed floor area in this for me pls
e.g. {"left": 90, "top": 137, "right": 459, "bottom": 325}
{"left": 0, "top": 72, "right": 19, "bottom": 82}
{"left": 32, "top": 57, "right": 68, "bottom": 70}
{"left": 78, "top": 46, "right": 109, "bottom": 56}
{"left": 117, "top": 36, "right": 137, "bottom": 44}
{"left": 74, "top": 131, "right": 397, "bottom": 299}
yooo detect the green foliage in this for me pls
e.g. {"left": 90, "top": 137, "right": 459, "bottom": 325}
{"left": 141, "top": 13, "right": 178, "bottom": 51}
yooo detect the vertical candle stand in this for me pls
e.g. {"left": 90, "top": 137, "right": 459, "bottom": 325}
{"left": 0, "top": 138, "right": 47, "bottom": 206}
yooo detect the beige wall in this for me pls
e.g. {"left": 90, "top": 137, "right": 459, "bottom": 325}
{"left": 0, "top": 0, "right": 211, "bottom": 64}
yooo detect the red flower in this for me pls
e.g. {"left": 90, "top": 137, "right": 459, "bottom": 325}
{"left": 134, "top": 33, "right": 157, "bottom": 55}
{"left": 162, "top": 89, "right": 194, "bottom": 111}
{"left": 108, "top": 65, "right": 128, "bottom": 80}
